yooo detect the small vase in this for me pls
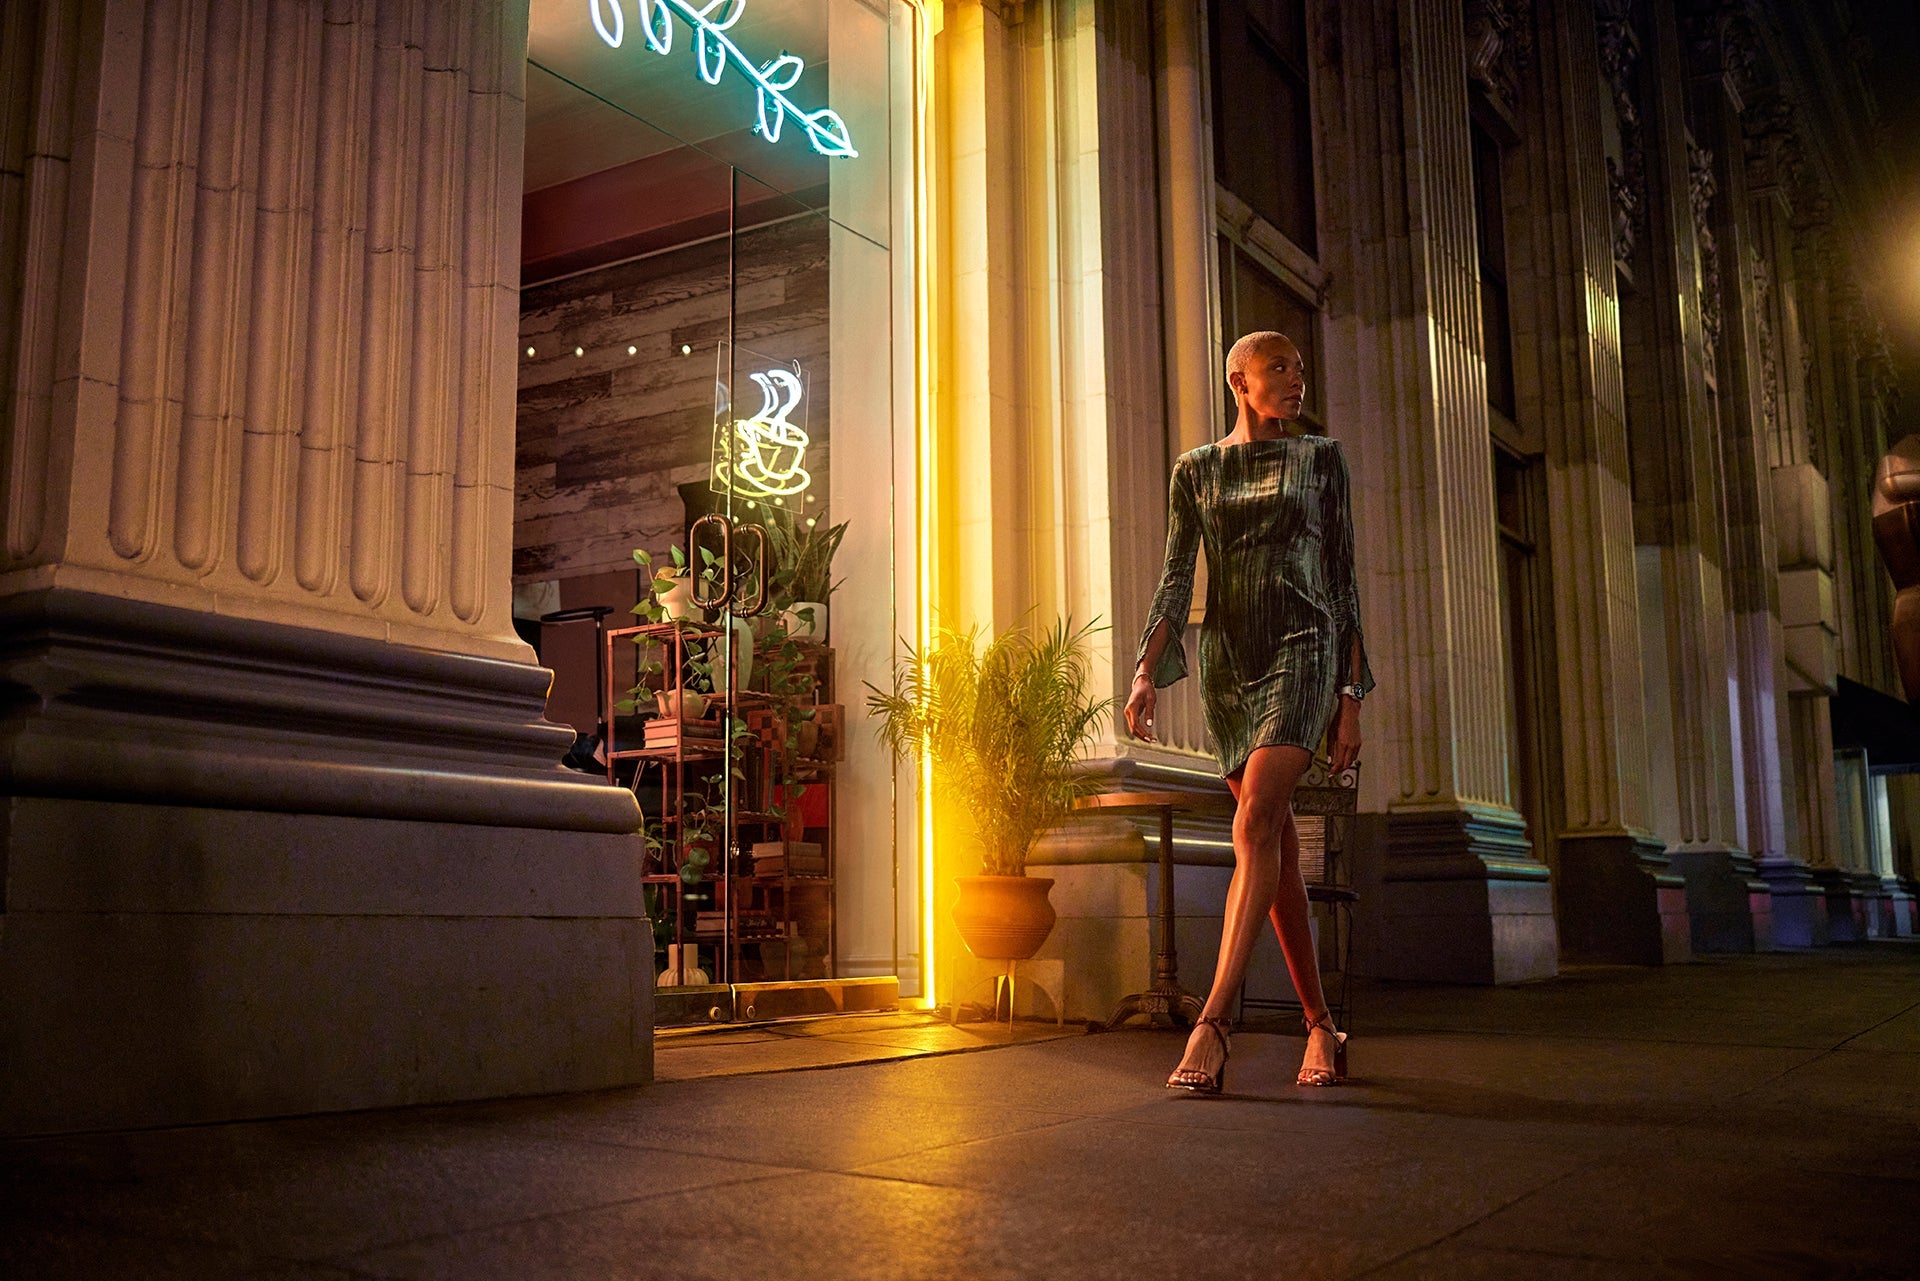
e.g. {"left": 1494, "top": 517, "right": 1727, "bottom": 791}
{"left": 658, "top": 944, "right": 708, "bottom": 987}
{"left": 952, "top": 875, "right": 1057, "bottom": 961}
{"left": 782, "top": 601, "right": 827, "bottom": 640}
{"left": 730, "top": 616, "right": 755, "bottom": 690}
{"left": 658, "top": 572, "right": 699, "bottom": 621}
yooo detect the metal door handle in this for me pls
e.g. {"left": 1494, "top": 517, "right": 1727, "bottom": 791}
{"left": 689, "top": 513, "right": 733, "bottom": 609}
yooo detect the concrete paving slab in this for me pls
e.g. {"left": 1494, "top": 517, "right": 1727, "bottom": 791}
{"left": 1455, "top": 1156, "right": 1920, "bottom": 1274}
{"left": 1, "top": 944, "right": 1914, "bottom": 1279}
{"left": 341, "top": 1167, "right": 1404, "bottom": 1281}
{"left": 0, "top": 1115, "right": 794, "bottom": 1265}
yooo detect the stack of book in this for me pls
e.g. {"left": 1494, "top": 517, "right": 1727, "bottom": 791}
{"left": 752, "top": 841, "right": 826, "bottom": 877}
{"left": 643, "top": 717, "right": 723, "bottom": 751}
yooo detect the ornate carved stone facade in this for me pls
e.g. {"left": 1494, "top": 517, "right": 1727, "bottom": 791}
{"left": 1596, "top": 0, "right": 1646, "bottom": 273}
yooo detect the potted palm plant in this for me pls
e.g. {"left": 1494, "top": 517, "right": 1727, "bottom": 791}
{"left": 866, "top": 618, "right": 1113, "bottom": 960}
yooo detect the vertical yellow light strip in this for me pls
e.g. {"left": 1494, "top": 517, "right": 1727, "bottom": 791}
{"left": 904, "top": 0, "right": 938, "bottom": 1010}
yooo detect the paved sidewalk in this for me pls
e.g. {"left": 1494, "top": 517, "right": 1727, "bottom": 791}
{"left": 4, "top": 945, "right": 1917, "bottom": 1279}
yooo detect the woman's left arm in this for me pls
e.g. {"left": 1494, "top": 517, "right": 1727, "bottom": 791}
{"left": 1323, "top": 440, "right": 1374, "bottom": 769}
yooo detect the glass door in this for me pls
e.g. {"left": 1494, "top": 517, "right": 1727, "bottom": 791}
{"left": 518, "top": 0, "right": 915, "bottom": 1022}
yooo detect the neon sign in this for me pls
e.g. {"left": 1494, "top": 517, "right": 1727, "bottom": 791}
{"left": 714, "top": 368, "right": 813, "bottom": 503}
{"left": 588, "top": 0, "right": 858, "bottom": 158}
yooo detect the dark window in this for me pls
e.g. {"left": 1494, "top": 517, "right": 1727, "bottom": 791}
{"left": 1210, "top": 0, "right": 1316, "bottom": 255}
{"left": 1218, "top": 239, "right": 1322, "bottom": 434}
{"left": 1473, "top": 121, "right": 1516, "bottom": 419}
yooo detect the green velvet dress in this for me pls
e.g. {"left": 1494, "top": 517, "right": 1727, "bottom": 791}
{"left": 1137, "top": 434, "right": 1375, "bottom": 777}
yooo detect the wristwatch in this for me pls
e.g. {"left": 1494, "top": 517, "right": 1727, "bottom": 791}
{"left": 1338, "top": 682, "right": 1366, "bottom": 702}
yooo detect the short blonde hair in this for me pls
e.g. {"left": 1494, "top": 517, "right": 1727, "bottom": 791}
{"left": 1225, "top": 331, "right": 1296, "bottom": 386}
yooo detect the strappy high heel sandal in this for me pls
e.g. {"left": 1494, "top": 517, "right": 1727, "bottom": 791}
{"left": 1166, "top": 1015, "right": 1232, "bottom": 1094}
{"left": 1297, "top": 1012, "right": 1348, "bottom": 1087}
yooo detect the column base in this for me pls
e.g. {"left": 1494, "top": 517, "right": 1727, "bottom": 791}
{"left": 1377, "top": 805, "right": 1558, "bottom": 985}
{"left": 0, "top": 587, "right": 641, "bottom": 831}
{"left": 1810, "top": 866, "right": 1870, "bottom": 942}
{"left": 1665, "top": 844, "right": 1770, "bottom": 953}
{"left": 1886, "top": 879, "right": 1920, "bottom": 937}
{"left": 0, "top": 588, "right": 652, "bottom": 1136}
{"left": 0, "top": 797, "right": 652, "bottom": 1136}
{"left": 1848, "top": 868, "right": 1890, "bottom": 939}
{"left": 1557, "top": 832, "right": 1692, "bottom": 965}
{"left": 1757, "top": 858, "right": 1832, "bottom": 946}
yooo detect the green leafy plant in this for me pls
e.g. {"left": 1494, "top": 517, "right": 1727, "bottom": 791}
{"left": 866, "top": 618, "right": 1114, "bottom": 877}
{"left": 764, "top": 514, "right": 848, "bottom": 606}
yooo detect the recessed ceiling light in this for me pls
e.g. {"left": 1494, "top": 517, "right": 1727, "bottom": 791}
{"left": 574, "top": 347, "right": 584, "bottom": 358}
{"left": 681, "top": 344, "right": 692, "bottom": 356}
{"left": 526, "top": 346, "right": 535, "bottom": 357}
{"left": 628, "top": 345, "right": 637, "bottom": 356}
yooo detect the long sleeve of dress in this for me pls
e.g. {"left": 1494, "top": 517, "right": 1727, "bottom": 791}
{"left": 1322, "top": 440, "right": 1376, "bottom": 697}
{"left": 1136, "top": 459, "right": 1200, "bottom": 688}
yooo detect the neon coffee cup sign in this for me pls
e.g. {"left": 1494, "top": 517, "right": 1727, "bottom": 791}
{"left": 588, "top": 0, "right": 858, "bottom": 158}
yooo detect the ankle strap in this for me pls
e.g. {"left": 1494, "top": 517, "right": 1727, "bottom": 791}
{"left": 1303, "top": 1012, "right": 1337, "bottom": 1033}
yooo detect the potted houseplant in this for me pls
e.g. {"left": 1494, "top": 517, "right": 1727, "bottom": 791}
{"left": 766, "top": 516, "right": 847, "bottom": 640}
{"left": 631, "top": 544, "right": 729, "bottom": 719}
{"left": 866, "top": 618, "right": 1113, "bottom": 961}
{"left": 635, "top": 544, "right": 702, "bottom": 622}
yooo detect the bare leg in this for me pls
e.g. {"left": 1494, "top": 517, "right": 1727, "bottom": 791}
{"left": 1172, "top": 745, "right": 1312, "bottom": 1079}
{"left": 1266, "top": 813, "right": 1339, "bottom": 1077}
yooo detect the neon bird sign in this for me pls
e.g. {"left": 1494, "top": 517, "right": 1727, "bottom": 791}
{"left": 587, "top": 0, "right": 859, "bottom": 158}
{"left": 713, "top": 368, "right": 813, "bottom": 503}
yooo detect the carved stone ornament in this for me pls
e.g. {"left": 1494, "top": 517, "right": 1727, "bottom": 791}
{"left": 1679, "top": 1, "right": 1759, "bottom": 109}
{"left": 1751, "top": 248, "right": 1781, "bottom": 457}
{"left": 1465, "top": 0, "right": 1535, "bottom": 114}
{"left": 1596, "top": 0, "right": 1645, "bottom": 272}
{"left": 1688, "top": 140, "right": 1722, "bottom": 370}
{"left": 1742, "top": 92, "right": 1805, "bottom": 202}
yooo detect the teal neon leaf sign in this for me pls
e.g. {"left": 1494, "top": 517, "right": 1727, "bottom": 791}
{"left": 588, "top": 0, "right": 859, "bottom": 158}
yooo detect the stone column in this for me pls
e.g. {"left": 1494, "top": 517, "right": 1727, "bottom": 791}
{"left": 1316, "top": 0, "right": 1555, "bottom": 984}
{"left": 1743, "top": 94, "right": 1834, "bottom": 945}
{"left": 1597, "top": 0, "right": 1733, "bottom": 964}
{"left": 1497, "top": 0, "right": 1683, "bottom": 966}
{"left": 0, "top": 0, "right": 647, "bottom": 1135}
{"left": 1667, "top": 4, "right": 1777, "bottom": 950}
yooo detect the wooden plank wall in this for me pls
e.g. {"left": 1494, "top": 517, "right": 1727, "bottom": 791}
{"left": 514, "top": 214, "right": 835, "bottom": 584}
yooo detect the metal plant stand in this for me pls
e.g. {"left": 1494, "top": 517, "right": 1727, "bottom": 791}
{"left": 1073, "top": 791, "right": 1234, "bottom": 1029}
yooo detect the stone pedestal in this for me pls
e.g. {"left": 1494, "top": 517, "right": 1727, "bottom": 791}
{"left": 0, "top": 590, "right": 649, "bottom": 1135}
{"left": 1759, "top": 857, "right": 1832, "bottom": 946}
{"left": 1378, "top": 808, "right": 1558, "bottom": 985}
{"left": 1888, "top": 880, "right": 1920, "bottom": 937}
{"left": 1667, "top": 845, "right": 1773, "bottom": 952}
{"left": 1556, "top": 832, "right": 1692, "bottom": 965}
{"left": 0, "top": 797, "right": 651, "bottom": 1136}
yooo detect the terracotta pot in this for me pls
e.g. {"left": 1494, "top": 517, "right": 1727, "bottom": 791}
{"left": 952, "top": 875, "right": 1057, "bottom": 961}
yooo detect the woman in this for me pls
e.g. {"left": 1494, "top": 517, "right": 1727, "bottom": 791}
{"left": 1126, "top": 330, "right": 1373, "bottom": 1092}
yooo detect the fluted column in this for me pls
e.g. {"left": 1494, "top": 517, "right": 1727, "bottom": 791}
{"left": 0, "top": 0, "right": 648, "bottom": 1134}
{"left": 1317, "top": 0, "right": 1555, "bottom": 984}
{"left": 1679, "top": 9, "right": 1790, "bottom": 950}
{"left": 1743, "top": 89, "right": 1835, "bottom": 945}
{"left": 2, "top": 0, "right": 524, "bottom": 660}
{"left": 1499, "top": 0, "right": 1686, "bottom": 964}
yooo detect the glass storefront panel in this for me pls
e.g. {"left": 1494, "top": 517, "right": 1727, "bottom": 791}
{"left": 516, "top": 0, "right": 923, "bottom": 1018}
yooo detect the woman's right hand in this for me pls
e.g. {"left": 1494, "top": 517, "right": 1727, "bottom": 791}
{"left": 1124, "top": 672, "right": 1158, "bottom": 742}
